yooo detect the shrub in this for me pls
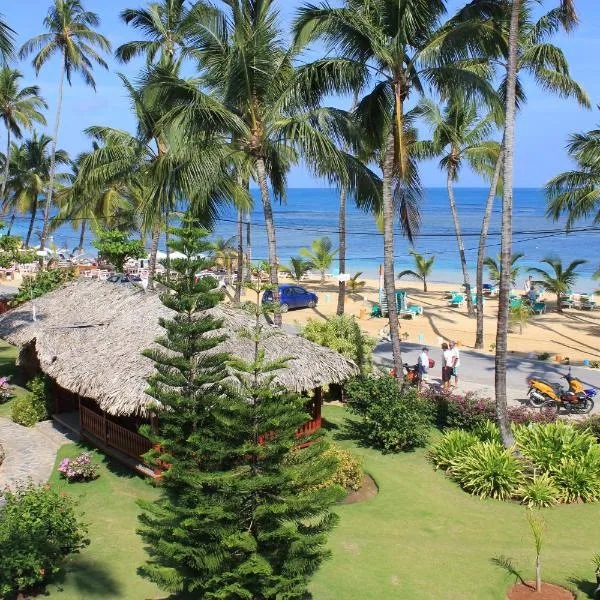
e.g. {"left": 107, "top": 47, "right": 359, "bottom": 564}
{"left": 424, "top": 389, "right": 495, "bottom": 430}
{"left": 514, "top": 421, "right": 596, "bottom": 471}
{"left": 58, "top": 452, "right": 100, "bottom": 483}
{"left": 0, "top": 482, "right": 88, "bottom": 598}
{"left": 507, "top": 405, "right": 557, "bottom": 426}
{"left": 449, "top": 442, "right": 524, "bottom": 500}
{"left": 11, "top": 268, "right": 76, "bottom": 306}
{"left": 346, "top": 376, "right": 433, "bottom": 452}
{"left": 552, "top": 448, "right": 600, "bottom": 503}
{"left": 472, "top": 419, "right": 502, "bottom": 443}
{"left": 575, "top": 415, "right": 600, "bottom": 443}
{"left": 12, "top": 375, "right": 50, "bottom": 426}
{"left": 428, "top": 429, "right": 479, "bottom": 471}
{"left": 301, "top": 316, "right": 377, "bottom": 374}
{"left": 11, "top": 395, "right": 40, "bottom": 426}
{"left": 0, "top": 376, "right": 13, "bottom": 403}
{"left": 537, "top": 352, "right": 551, "bottom": 361}
{"left": 321, "top": 445, "right": 364, "bottom": 491}
{"left": 519, "top": 473, "right": 560, "bottom": 508}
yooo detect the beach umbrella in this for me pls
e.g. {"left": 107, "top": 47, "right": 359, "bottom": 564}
{"left": 169, "top": 251, "right": 186, "bottom": 260}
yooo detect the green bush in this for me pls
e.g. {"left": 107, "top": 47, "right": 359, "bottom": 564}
{"left": 552, "top": 448, "right": 600, "bottom": 503}
{"left": 301, "top": 316, "right": 376, "bottom": 374}
{"left": 322, "top": 445, "right": 364, "bottom": 491}
{"left": 12, "top": 268, "right": 76, "bottom": 306}
{"left": 423, "top": 389, "right": 496, "bottom": 431}
{"left": 0, "top": 482, "right": 88, "bottom": 598}
{"left": 11, "top": 376, "right": 50, "bottom": 426}
{"left": 346, "top": 376, "right": 433, "bottom": 453}
{"left": 472, "top": 419, "right": 502, "bottom": 443}
{"left": 449, "top": 442, "right": 524, "bottom": 500}
{"left": 575, "top": 415, "right": 600, "bottom": 443}
{"left": 428, "top": 429, "right": 479, "bottom": 471}
{"left": 11, "top": 396, "right": 40, "bottom": 426}
{"left": 519, "top": 472, "right": 560, "bottom": 508}
{"left": 514, "top": 421, "right": 596, "bottom": 471}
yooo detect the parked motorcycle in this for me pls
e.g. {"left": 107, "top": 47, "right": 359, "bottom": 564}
{"left": 527, "top": 370, "right": 596, "bottom": 414}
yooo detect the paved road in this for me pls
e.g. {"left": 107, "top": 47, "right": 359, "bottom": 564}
{"left": 374, "top": 342, "right": 600, "bottom": 409}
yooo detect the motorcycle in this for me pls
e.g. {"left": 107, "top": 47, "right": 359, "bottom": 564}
{"left": 527, "top": 370, "right": 596, "bottom": 414}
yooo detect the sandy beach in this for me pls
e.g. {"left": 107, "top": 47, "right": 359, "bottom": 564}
{"left": 270, "top": 277, "right": 600, "bottom": 364}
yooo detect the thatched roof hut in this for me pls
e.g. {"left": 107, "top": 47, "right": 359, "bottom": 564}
{"left": 0, "top": 280, "right": 358, "bottom": 417}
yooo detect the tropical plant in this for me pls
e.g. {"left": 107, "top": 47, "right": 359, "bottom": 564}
{"left": 428, "top": 429, "right": 479, "bottom": 471}
{"left": 0, "top": 13, "right": 14, "bottom": 62}
{"left": 526, "top": 509, "right": 545, "bottom": 592}
{"left": 19, "top": 0, "right": 111, "bottom": 255}
{"left": 300, "top": 236, "right": 338, "bottom": 283}
{"left": 57, "top": 452, "right": 99, "bottom": 482}
{"left": 484, "top": 252, "right": 524, "bottom": 286}
{"left": 347, "top": 271, "right": 366, "bottom": 295}
{"left": 12, "top": 266, "right": 75, "bottom": 305}
{"left": 280, "top": 256, "right": 313, "bottom": 282}
{"left": 472, "top": 419, "right": 502, "bottom": 444}
{"left": 552, "top": 449, "right": 600, "bottom": 503}
{"left": 92, "top": 229, "right": 145, "bottom": 273}
{"left": 449, "top": 441, "right": 524, "bottom": 500}
{"left": 509, "top": 302, "right": 532, "bottom": 334}
{"left": 5, "top": 133, "right": 69, "bottom": 246}
{"left": 575, "top": 415, "right": 600, "bottom": 443}
{"left": 528, "top": 256, "right": 586, "bottom": 313}
{"left": 0, "top": 68, "right": 47, "bottom": 218}
{"left": 301, "top": 315, "right": 376, "bottom": 374}
{"left": 320, "top": 444, "right": 364, "bottom": 492}
{"left": 519, "top": 473, "right": 559, "bottom": 508}
{"left": 210, "top": 235, "right": 237, "bottom": 281}
{"left": 0, "top": 481, "right": 88, "bottom": 599}
{"left": 397, "top": 250, "right": 436, "bottom": 293}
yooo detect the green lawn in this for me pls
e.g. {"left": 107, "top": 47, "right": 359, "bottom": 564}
{"left": 0, "top": 340, "right": 28, "bottom": 418}
{"left": 310, "top": 405, "right": 600, "bottom": 600}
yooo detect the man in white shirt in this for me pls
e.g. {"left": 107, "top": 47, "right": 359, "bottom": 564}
{"left": 449, "top": 341, "right": 460, "bottom": 387}
{"left": 417, "top": 347, "right": 430, "bottom": 390}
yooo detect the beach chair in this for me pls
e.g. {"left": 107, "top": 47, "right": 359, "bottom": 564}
{"left": 407, "top": 304, "right": 423, "bottom": 316}
{"left": 532, "top": 301, "right": 546, "bottom": 315}
{"left": 509, "top": 298, "right": 522, "bottom": 309}
{"left": 580, "top": 299, "right": 597, "bottom": 311}
{"left": 444, "top": 290, "right": 459, "bottom": 299}
{"left": 482, "top": 283, "right": 497, "bottom": 296}
{"left": 371, "top": 304, "right": 382, "bottom": 318}
{"left": 448, "top": 294, "right": 465, "bottom": 308}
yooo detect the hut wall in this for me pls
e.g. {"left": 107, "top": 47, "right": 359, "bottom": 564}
{"left": 17, "top": 342, "right": 40, "bottom": 381}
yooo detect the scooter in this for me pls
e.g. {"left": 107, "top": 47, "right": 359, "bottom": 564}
{"left": 527, "top": 370, "right": 596, "bottom": 414}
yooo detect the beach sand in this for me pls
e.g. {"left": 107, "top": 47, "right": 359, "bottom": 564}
{"left": 270, "top": 277, "right": 600, "bottom": 364}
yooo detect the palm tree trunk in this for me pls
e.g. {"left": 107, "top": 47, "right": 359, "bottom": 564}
{"left": 40, "top": 54, "right": 66, "bottom": 256}
{"left": 256, "top": 156, "right": 281, "bottom": 326}
{"left": 147, "top": 220, "right": 160, "bottom": 290}
{"left": 6, "top": 210, "right": 15, "bottom": 235}
{"left": 556, "top": 292, "right": 561, "bottom": 313}
{"left": 24, "top": 200, "right": 37, "bottom": 248}
{"left": 245, "top": 211, "right": 251, "bottom": 282}
{"left": 382, "top": 129, "right": 403, "bottom": 381}
{"left": 423, "top": 277, "right": 427, "bottom": 293}
{"left": 77, "top": 219, "right": 86, "bottom": 252}
{"left": 495, "top": 0, "right": 520, "bottom": 449}
{"left": 447, "top": 165, "right": 474, "bottom": 317}
{"left": 336, "top": 186, "right": 347, "bottom": 316}
{"left": 475, "top": 147, "right": 504, "bottom": 349}
{"left": 0, "top": 127, "right": 11, "bottom": 208}
{"left": 235, "top": 208, "right": 243, "bottom": 302}
{"left": 164, "top": 212, "right": 170, "bottom": 283}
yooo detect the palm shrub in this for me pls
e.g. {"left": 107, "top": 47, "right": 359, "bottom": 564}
{"left": 347, "top": 272, "right": 366, "bottom": 295}
{"left": 552, "top": 448, "right": 600, "bottom": 504}
{"left": 529, "top": 257, "right": 587, "bottom": 313}
{"left": 397, "top": 250, "right": 436, "bottom": 293}
{"left": 301, "top": 315, "right": 376, "bottom": 374}
{"left": 484, "top": 252, "right": 524, "bottom": 286}
{"left": 519, "top": 473, "right": 560, "bottom": 508}
{"left": 300, "top": 237, "right": 338, "bottom": 283}
{"left": 509, "top": 302, "right": 532, "bottom": 334}
{"left": 345, "top": 376, "right": 433, "bottom": 453}
{"left": 280, "top": 256, "right": 313, "bottom": 282}
{"left": 449, "top": 441, "right": 524, "bottom": 500}
{"left": 472, "top": 419, "right": 502, "bottom": 444}
{"left": 576, "top": 415, "right": 600, "bottom": 442}
{"left": 428, "top": 429, "right": 479, "bottom": 471}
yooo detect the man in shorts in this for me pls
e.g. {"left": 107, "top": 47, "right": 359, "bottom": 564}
{"left": 417, "top": 347, "right": 430, "bottom": 390}
{"left": 441, "top": 342, "right": 453, "bottom": 390}
{"left": 449, "top": 340, "right": 460, "bottom": 387}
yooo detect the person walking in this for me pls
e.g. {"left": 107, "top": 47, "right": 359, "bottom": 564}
{"left": 417, "top": 347, "right": 430, "bottom": 390}
{"left": 449, "top": 341, "right": 461, "bottom": 388}
{"left": 441, "top": 342, "right": 453, "bottom": 390}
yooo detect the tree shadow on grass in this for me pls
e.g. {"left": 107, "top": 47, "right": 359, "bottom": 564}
{"left": 568, "top": 576, "right": 598, "bottom": 599}
{"left": 51, "top": 557, "right": 122, "bottom": 597}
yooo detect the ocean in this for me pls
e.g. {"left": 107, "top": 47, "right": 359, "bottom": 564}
{"left": 11, "top": 187, "right": 600, "bottom": 291}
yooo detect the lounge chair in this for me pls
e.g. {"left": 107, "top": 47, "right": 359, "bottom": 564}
{"left": 449, "top": 294, "right": 465, "bottom": 308}
{"left": 509, "top": 298, "right": 522, "bottom": 309}
{"left": 371, "top": 304, "right": 382, "bottom": 318}
{"left": 444, "top": 290, "right": 459, "bottom": 299}
{"left": 580, "top": 299, "right": 598, "bottom": 311}
{"left": 407, "top": 304, "right": 423, "bottom": 316}
{"left": 532, "top": 301, "right": 546, "bottom": 315}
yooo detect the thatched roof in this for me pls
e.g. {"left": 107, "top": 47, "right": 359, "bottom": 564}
{"left": 0, "top": 279, "right": 358, "bottom": 417}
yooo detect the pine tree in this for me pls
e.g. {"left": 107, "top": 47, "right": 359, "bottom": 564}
{"left": 138, "top": 220, "right": 342, "bottom": 598}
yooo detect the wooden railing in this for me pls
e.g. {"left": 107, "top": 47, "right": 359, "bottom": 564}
{"left": 80, "top": 406, "right": 152, "bottom": 460}
{"left": 296, "top": 416, "right": 322, "bottom": 438}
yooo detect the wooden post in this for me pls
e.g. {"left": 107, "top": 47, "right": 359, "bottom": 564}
{"left": 314, "top": 387, "right": 322, "bottom": 428}
{"left": 103, "top": 410, "right": 108, "bottom": 445}
{"left": 78, "top": 395, "right": 82, "bottom": 434}
{"left": 150, "top": 413, "right": 159, "bottom": 435}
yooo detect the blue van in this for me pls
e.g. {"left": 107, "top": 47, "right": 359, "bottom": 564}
{"left": 262, "top": 284, "right": 318, "bottom": 312}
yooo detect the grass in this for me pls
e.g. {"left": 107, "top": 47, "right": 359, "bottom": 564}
{"left": 45, "top": 443, "right": 161, "bottom": 600}
{"left": 310, "top": 405, "right": 600, "bottom": 599}
{"left": 0, "top": 339, "right": 28, "bottom": 418}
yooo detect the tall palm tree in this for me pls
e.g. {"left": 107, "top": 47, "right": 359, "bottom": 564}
{"left": 168, "top": 0, "right": 380, "bottom": 326}
{"left": 211, "top": 234, "right": 237, "bottom": 282}
{"left": 459, "top": 1, "right": 591, "bottom": 349}
{"left": 295, "top": 0, "right": 497, "bottom": 378}
{"left": 300, "top": 236, "right": 338, "bottom": 283}
{"left": 19, "top": 0, "right": 111, "bottom": 256}
{"left": 280, "top": 257, "right": 313, "bottom": 283}
{"left": 529, "top": 257, "right": 586, "bottom": 313}
{"left": 484, "top": 252, "right": 524, "bottom": 286}
{"left": 0, "top": 68, "right": 47, "bottom": 219}
{"left": 0, "top": 14, "right": 14, "bottom": 63}
{"left": 419, "top": 98, "right": 500, "bottom": 316}
{"left": 494, "top": 0, "right": 581, "bottom": 447}
{"left": 397, "top": 250, "right": 435, "bottom": 293}
{"left": 5, "top": 133, "right": 69, "bottom": 247}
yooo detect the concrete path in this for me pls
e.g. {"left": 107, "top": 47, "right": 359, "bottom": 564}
{"left": 0, "top": 418, "right": 75, "bottom": 491}
{"left": 374, "top": 341, "right": 600, "bottom": 412}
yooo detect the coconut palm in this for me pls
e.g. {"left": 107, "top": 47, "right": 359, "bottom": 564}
{"left": 295, "top": 0, "right": 497, "bottom": 378}
{"left": 300, "top": 237, "right": 338, "bottom": 284}
{"left": 397, "top": 250, "right": 436, "bottom": 293}
{"left": 484, "top": 252, "right": 524, "bottom": 286}
{"left": 0, "top": 14, "right": 14, "bottom": 62}
{"left": 211, "top": 235, "right": 237, "bottom": 282}
{"left": 19, "top": 0, "right": 111, "bottom": 256}
{"left": 5, "top": 133, "right": 69, "bottom": 247}
{"left": 347, "top": 271, "right": 366, "bottom": 296}
{"left": 0, "top": 68, "right": 47, "bottom": 228}
{"left": 529, "top": 257, "right": 586, "bottom": 313}
{"left": 280, "top": 257, "right": 313, "bottom": 283}
{"left": 509, "top": 302, "right": 532, "bottom": 335}
{"left": 419, "top": 98, "right": 500, "bottom": 313}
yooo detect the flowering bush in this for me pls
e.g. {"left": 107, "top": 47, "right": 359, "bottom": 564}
{"left": 507, "top": 405, "right": 557, "bottom": 426}
{"left": 0, "top": 376, "right": 13, "bottom": 403}
{"left": 58, "top": 453, "right": 100, "bottom": 482}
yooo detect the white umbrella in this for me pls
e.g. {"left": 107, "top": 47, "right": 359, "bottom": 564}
{"left": 169, "top": 251, "right": 187, "bottom": 260}
{"left": 147, "top": 250, "right": 167, "bottom": 260}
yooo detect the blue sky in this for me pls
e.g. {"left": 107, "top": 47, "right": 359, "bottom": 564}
{"left": 3, "top": 0, "right": 600, "bottom": 188}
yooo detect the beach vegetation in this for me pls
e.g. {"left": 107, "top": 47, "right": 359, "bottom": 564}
{"left": 509, "top": 301, "right": 532, "bottom": 334}
{"left": 300, "top": 236, "right": 338, "bottom": 283}
{"left": 320, "top": 444, "right": 364, "bottom": 492}
{"left": 280, "top": 255, "right": 313, "bottom": 282}
{"left": 347, "top": 271, "right": 366, "bottom": 296}
{"left": 528, "top": 256, "right": 587, "bottom": 313}
{"left": 397, "top": 250, "right": 436, "bottom": 293}
{"left": 91, "top": 229, "right": 145, "bottom": 273}
{"left": 11, "top": 374, "right": 50, "bottom": 426}
{"left": 575, "top": 414, "right": 600, "bottom": 442}
{"left": 484, "top": 252, "right": 524, "bottom": 286}
{"left": 11, "top": 265, "right": 75, "bottom": 305}
{"left": 519, "top": 473, "right": 560, "bottom": 508}
{"left": 301, "top": 315, "right": 376, "bottom": 374}
{"left": 0, "top": 14, "right": 14, "bottom": 61}
{"left": 428, "top": 429, "right": 479, "bottom": 471}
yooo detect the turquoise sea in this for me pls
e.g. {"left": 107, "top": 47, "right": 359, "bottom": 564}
{"left": 11, "top": 187, "right": 600, "bottom": 291}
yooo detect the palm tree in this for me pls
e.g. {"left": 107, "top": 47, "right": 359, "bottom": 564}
{"left": 19, "top": 0, "right": 111, "bottom": 256}
{"left": 300, "top": 237, "right": 338, "bottom": 284}
{"left": 211, "top": 235, "right": 237, "bottom": 283}
{"left": 280, "top": 257, "right": 313, "bottom": 283}
{"left": 484, "top": 252, "right": 524, "bottom": 286}
{"left": 5, "top": 133, "right": 69, "bottom": 247}
{"left": 529, "top": 257, "right": 586, "bottom": 313}
{"left": 295, "top": 0, "right": 497, "bottom": 379}
{"left": 419, "top": 98, "right": 500, "bottom": 313}
{"left": 347, "top": 271, "right": 366, "bottom": 296}
{"left": 463, "top": 1, "right": 590, "bottom": 350}
{"left": 0, "top": 68, "right": 47, "bottom": 221}
{"left": 509, "top": 302, "right": 532, "bottom": 335}
{"left": 0, "top": 14, "right": 14, "bottom": 62}
{"left": 397, "top": 250, "right": 436, "bottom": 293}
